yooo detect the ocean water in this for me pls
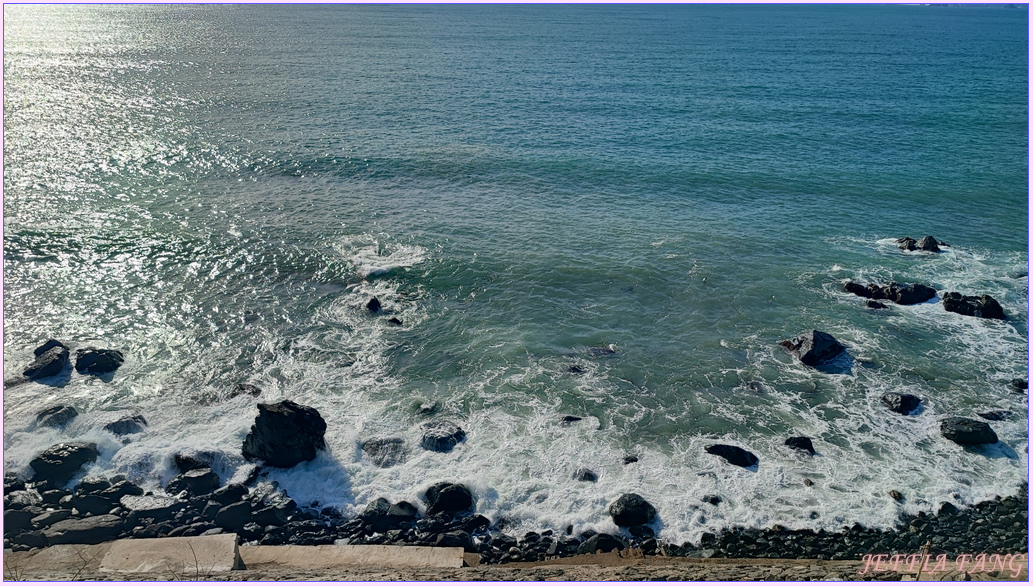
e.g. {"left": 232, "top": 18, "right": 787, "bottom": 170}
{"left": 3, "top": 4, "right": 1028, "bottom": 546}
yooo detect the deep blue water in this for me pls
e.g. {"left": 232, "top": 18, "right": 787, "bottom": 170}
{"left": 3, "top": 4, "right": 1028, "bottom": 544}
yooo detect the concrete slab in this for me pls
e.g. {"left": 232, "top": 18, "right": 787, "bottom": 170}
{"left": 99, "top": 533, "right": 244, "bottom": 574}
{"left": 240, "top": 543, "right": 466, "bottom": 569}
{"left": 3, "top": 543, "right": 111, "bottom": 574}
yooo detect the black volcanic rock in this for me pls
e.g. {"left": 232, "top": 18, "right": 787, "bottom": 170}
{"left": 36, "top": 405, "right": 78, "bottom": 428}
{"left": 882, "top": 393, "right": 922, "bottom": 415}
{"left": 29, "top": 442, "right": 99, "bottom": 487}
{"left": 361, "top": 437, "right": 408, "bottom": 468}
{"left": 942, "top": 292, "right": 1006, "bottom": 320}
{"left": 242, "top": 400, "right": 327, "bottom": 468}
{"left": 844, "top": 281, "right": 936, "bottom": 305}
{"left": 366, "top": 297, "right": 382, "bottom": 312}
{"left": 24, "top": 344, "right": 70, "bottom": 380}
{"left": 608, "top": 493, "right": 656, "bottom": 527}
{"left": 940, "top": 417, "right": 998, "bottom": 446}
{"left": 423, "top": 482, "right": 474, "bottom": 516}
{"left": 419, "top": 421, "right": 466, "bottom": 453}
{"left": 74, "top": 348, "right": 124, "bottom": 375}
{"left": 104, "top": 414, "right": 147, "bottom": 436}
{"left": 779, "top": 330, "right": 845, "bottom": 366}
{"left": 785, "top": 437, "right": 816, "bottom": 455}
{"left": 705, "top": 444, "right": 759, "bottom": 468}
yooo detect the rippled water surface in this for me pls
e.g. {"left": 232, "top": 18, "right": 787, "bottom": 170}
{"left": 3, "top": 4, "right": 1028, "bottom": 544}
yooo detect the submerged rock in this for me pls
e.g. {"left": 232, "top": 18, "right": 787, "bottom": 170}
{"left": 29, "top": 442, "right": 99, "bottom": 487}
{"left": 865, "top": 300, "right": 889, "bottom": 310}
{"left": 242, "top": 400, "right": 327, "bottom": 468}
{"left": 419, "top": 421, "right": 466, "bottom": 453}
{"left": 844, "top": 281, "right": 937, "bottom": 305}
{"left": 74, "top": 348, "right": 124, "bottom": 375}
{"left": 587, "top": 345, "right": 617, "bottom": 356}
{"left": 573, "top": 468, "right": 598, "bottom": 482}
{"left": 229, "top": 383, "right": 263, "bottom": 399}
{"left": 361, "top": 437, "right": 408, "bottom": 468}
{"left": 366, "top": 297, "right": 382, "bottom": 312}
{"left": 560, "top": 415, "right": 583, "bottom": 426}
{"left": 940, "top": 417, "right": 998, "bottom": 446}
{"left": 608, "top": 493, "right": 656, "bottom": 527}
{"left": 881, "top": 393, "right": 922, "bottom": 415}
{"left": 784, "top": 437, "right": 816, "bottom": 455}
{"left": 941, "top": 292, "right": 1006, "bottom": 320}
{"left": 779, "top": 330, "right": 845, "bottom": 366}
{"left": 36, "top": 405, "right": 78, "bottom": 428}
{"left": 1009, "top": 379, "right": 1027, "bottom": 393}
{"left": 976, "top": 410, "right": 1011, "bottom": 421}
{"left": 104, "top": 414, "right": 147, "bottom": 436}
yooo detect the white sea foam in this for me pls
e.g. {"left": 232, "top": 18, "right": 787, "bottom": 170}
{"left": 336, "top": 234, "right": 427, "bottom": 279}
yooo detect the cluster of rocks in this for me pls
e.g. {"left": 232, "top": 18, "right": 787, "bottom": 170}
{"left": 897, "top": 235, "right": 946, "bottom": 253}
{"left": 4, "top": 339, "right": 123, "bottom": 388}
{"left": 780, "top": 330, "right": 1010, "bottom": 450}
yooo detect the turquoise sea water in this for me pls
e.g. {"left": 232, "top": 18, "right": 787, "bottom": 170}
{"left": 3, "top": 4, "right": 1028, "bottom": 544}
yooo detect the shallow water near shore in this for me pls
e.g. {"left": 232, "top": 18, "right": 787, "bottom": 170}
{"left": 3, "top": 4, "right": 1028, "bottom": 547}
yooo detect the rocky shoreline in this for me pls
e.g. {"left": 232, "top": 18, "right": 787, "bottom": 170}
{"left": 6, "top": 458, "right": 1028, "bottom": 567}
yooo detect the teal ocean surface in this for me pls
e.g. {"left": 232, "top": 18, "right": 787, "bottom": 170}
{"left": 3, "top": 4, "right": 1028, "bottom": 544}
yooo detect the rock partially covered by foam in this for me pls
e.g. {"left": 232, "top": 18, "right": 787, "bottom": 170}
{"left": 844, "top": 282, "right": 936, "bottom": 305}
{"left": 942, "top": 292, "right": 1006, "bottom": 320}
{"left": 361, "top": 437, "right": 408, "bottom": 467}
{"left": 29, "top": 442, "right": 99, "bottom": 488}
{"left": 420, "top": 421, "right": 466, "bottom": 453}
{"left": 882, "top": 393, "right": 922, "bottom": 415}
{"left": 36, "top": 405, "right": 78, "bottom": 428}
{"left": 242, "top": 400, "right": 327, "bottom": 468}
{"left": 779, "top": 330, "right": 845, "bottom": 366}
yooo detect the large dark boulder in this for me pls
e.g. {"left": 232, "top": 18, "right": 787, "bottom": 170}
{"left": 23, "top": 345, "right": 70, "bottom": 380}
{"left": 209, "top": 483, "right": 249, "bottom": 507}
{"left": 366, "top": 297, "right": 382, "bottom": 312}
{"left": 435, "top": 530, "right": 476, "bottom": 552}
{"left": 173, "top": 451, "right": 223, "bottom": 474}
{"left": 941, "top": 292, "right": 1006, "bottom": 320}
{"left": 573, "top": 468, "right": 598, "bottom": 482}
{"left": 784, "top": 437, "right": 816, "bottom": 456}
{"left": 34, "top": 340, "right": 68, "bottom": 357}
{"left": 4, "top": 473, "right": 26, "bottom": 495}
{"left": 608, "top": 493, "right": 656, "bottom": 527}
{"left": 361, "top": 438, "right": 408, "bottom": 467}
{"left": 577, "top": 533, "right": 626, "bottom": 555}
{"left": 241, "top": 400, "right": 327, "bottom": 468}
{"left": 214, "top": 501, "right": 253, "bottom": 532}
{"left": 941, "top": 417, "right": 998, "bottom": 445}
{"left": 43, "top": 514, "right": 123, "bottom": 545}
{"left": 103, "top": 415, "right": 147, "bottom": 436}
{"left": 165, "top": 467, "right": 220, "bottom": 498}
{"left": 29, "top": 443, "right": 99, "bottom": 487}
{"left": 36, "top": 405, "right": 79, "bottom": 428}
{"left": 916, "top": 236, "right": 941, "bottom": 252}
{"left": 361, "top": 498, "right": 418, "bottom": 533}
{"left": 882, "top": 393, "right": 922, "bottom": 415}
{"left": 5, "top": 508, "right": 38, "bottom": 535}
{"left": 779, "top": 330, "right": 845, "bottom": 366}
{"left": 74, "top": 348, "right": 124, "bottom": 375}
{"left": 705, "top": 444, "right": 759, "bottom": 468}
{"left": 843, "top": 282, "right": 936, "bottom": 305}
{"left": 423, "top": 482, "right": 474, "bottom": 516}
{"left": 419, "top": 421, "right": 466, "bottom": 453}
